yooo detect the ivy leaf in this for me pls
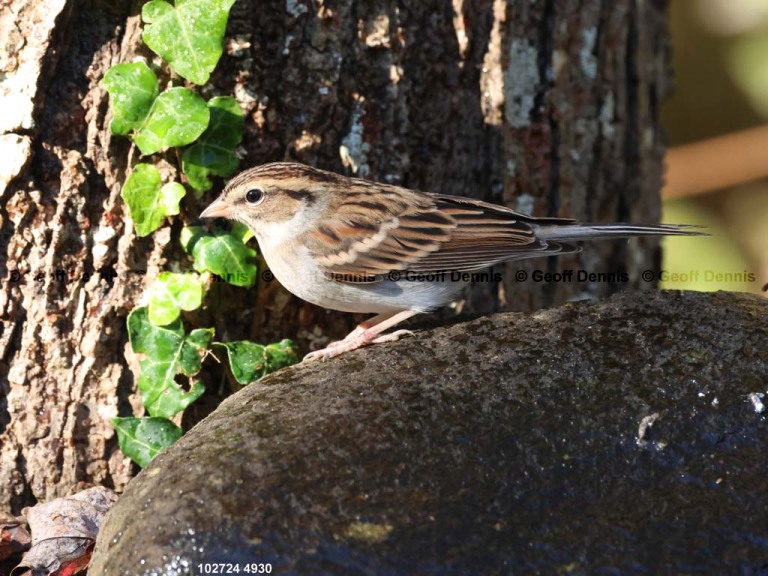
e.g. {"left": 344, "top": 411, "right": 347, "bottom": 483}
{"left": 104, "top": 63, "right": 209, "bottom": 154}
{"left": 231, "top": 221, "right": 254, "bottom": 243}
{"left": 215, "top": 339, "right": 299, "bottom": 384}
{"left": 182, "top": 96, "right": 244, "bottom": 193}
{"left": 103, "top": 62, "right": 159, "bottom": 135}
{"left": 112, "top": 417, "right": 183, "bottom": 468}
{"left": 147, "top": 272, "right": 204, "bottom": 325}
{"left": 127, "top": 306, "right": 213, "bottom": 418}
{"left": 121, "top": 164, "right": 186, "bottom": 237}
{"left": 142, "top": 0, "right": 237, "bottom": 85}
{"left": 180, "top": 226, "right": 257, "bottom": 287}
{"left": 133, "top": 87, "right": 210, "bottom": 155}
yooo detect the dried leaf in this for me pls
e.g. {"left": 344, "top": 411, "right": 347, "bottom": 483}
{"left": 0, "top": 517, "right": 31, "bottom": 561}
{"left": 14, "top": 487, "right": 118, "bottom": 576}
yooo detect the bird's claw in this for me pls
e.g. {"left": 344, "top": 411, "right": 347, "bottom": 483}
{"left": 303, "top": 328, "right": 415, "bottom": 362}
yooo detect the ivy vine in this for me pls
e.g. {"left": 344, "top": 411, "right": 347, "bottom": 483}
{"left": 104, "top": 0, "right": 298, "bottom": 468}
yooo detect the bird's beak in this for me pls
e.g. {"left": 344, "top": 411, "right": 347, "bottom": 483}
{"left": 200, "top": 198, "right": 232, "bottom": 219}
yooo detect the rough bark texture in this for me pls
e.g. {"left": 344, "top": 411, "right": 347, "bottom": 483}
{"left": 0, "top": 0, "right": 671, "bottom": 513}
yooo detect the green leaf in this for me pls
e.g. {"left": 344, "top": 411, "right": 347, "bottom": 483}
{"left": 103, "top": 62, "right": 159, "bottom": 135}
{"left": 181, "top": 226, "right": 257, "bottom": 287}
{"left": 142, "top": 0, "right": 237, "bottom": 85}
{"left": 103, "top": 63, "right": 209, "bottom": 154}
{"left": 121, "top": 164, "right": 186, "bottom": 237}
{"left": 216, "top": 339, "right": 299, "bottom": 384}
{"left": 231, "top": 221, "right": 254, "bottom": 243}
{"left": 112, "top": 416, "right": 183, "bottom": 468}
{"left": 147, "top": 271, "right": 204, "bottom": 325}
{"left": 127, "top": 306, "right": 213, "bottom": 418}
{"left": 182, "top": 96, "right": 244, "bottom": 193}
{"left": 133, "top": 87, "right": 210, "bottom": 155}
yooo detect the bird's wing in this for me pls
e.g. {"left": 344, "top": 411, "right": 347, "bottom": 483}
{"left": 300, "top": 188, "right": 579, "bottom": 282}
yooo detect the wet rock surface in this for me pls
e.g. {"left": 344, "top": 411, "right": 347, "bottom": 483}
{"left": 91, "top": 290, "right": 768, "bottom": 574}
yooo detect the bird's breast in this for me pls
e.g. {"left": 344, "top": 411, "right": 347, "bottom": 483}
{"left": 257, "top": 238, "right": 466, "bottom": 315}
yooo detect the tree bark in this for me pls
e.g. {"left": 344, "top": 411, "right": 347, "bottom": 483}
{"left": 0, "top": 0, "right": 671, "bottom": 513}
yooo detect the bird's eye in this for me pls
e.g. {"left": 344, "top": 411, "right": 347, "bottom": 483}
{"left": 245, "top": 188, "right": 265, "bottom": 205}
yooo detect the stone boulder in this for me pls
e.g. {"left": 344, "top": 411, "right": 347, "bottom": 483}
{"left": 91, "top": 290, "right": 768, "bottom": 574}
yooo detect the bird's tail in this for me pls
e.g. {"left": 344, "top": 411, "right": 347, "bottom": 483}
{"left": 536, "top": 223, "right": 707, "bottom": 242}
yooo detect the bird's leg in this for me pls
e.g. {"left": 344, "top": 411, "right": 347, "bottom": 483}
{"left": 304, "top": 310, "right": 419, "bottom": 361}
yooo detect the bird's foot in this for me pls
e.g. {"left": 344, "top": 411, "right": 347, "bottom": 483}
{"left": 303, "top": 328, "right": 414, "bottom": 362}
{"left": 370, "top": 329, "right": 414, "bottom": 344}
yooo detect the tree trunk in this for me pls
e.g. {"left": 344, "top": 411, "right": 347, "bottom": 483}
{"left": 0, "top": 0, "right": 671, "bottom": 513}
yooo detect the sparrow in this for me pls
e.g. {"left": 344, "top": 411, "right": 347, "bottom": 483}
{"left": 200, "top": 162, "right": 704, "bottom": 361}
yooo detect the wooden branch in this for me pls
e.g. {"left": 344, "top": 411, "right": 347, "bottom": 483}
{"left": 663, "top": 125, "right": 768, "bottom": 198}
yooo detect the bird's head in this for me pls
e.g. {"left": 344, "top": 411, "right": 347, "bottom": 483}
{"left": 200, "top": 162, "right": 339, "bottom": 233}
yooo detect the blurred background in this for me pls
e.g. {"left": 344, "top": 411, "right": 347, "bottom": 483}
{"left": 661, "top": 0, "right": 767, "bottom": 295}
